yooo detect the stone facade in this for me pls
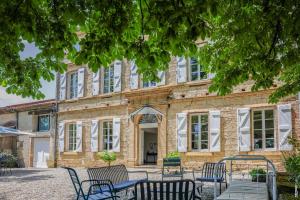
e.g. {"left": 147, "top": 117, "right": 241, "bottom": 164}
{"left": 57, "top": 58, "right": 300, "bottom": 172}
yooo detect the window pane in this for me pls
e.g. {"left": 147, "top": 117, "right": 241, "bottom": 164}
{"left": 69, "top": 124, "right": 76, "bottom": 151}
{"left": 265, "top": 129, "right": 274, "bottom": 139}
{"left": 201, "top": 132, "right": 208, "bottom": 140}
{"left": 254, "top": 139, "right": 263, "bottom": 149}
{"left": 201, "top": 141, "right": 208, "bottom": 150}
{"left": 201, "top": 124, "right": 208, "bottom": 132}
{"left": 38, "top": 115, "right": 50, "bottom": 131}
{"left": 70, "top": 72, "right": 78, "bottom": 98}
{"left": 191, "top": 116, "right": 198, "bottom": 124}
{"left": 265, "top": 110, "right": 274, "bottom": 119}
{"left": 201, "top": 115, "right": 208, "bottom": 123}
{"left": 200, "top": 71, "right": 207, "bottom": 79}
{"left": 253, "top": 111, "right": 262, "bottom": 120}
{"left": 192, "top": 124, "right": 199, "bottom": 132}
{"left": 254, "top": 130, "right": 263, "bottom": 139}
{"left": 265, "top": 120, "right": 274, "bottom": 129}
{"left": 192, "top": 141, "right": 198, "bottom": 150}
{"left": 266, "top": 139, "right": 274, "bottom": 148}
{"left": 254, "top": 120, "right": 262, "bottom": 129}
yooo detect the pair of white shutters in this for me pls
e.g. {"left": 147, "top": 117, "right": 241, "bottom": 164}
{"left": 59, "top": 68, "right": 85, "bottom": 100}
{"left": 90, "top": 118, "right": 121, "bottom": 152}
{"left": 176, "top": 56, "right": 215, "bottom": 83}
{"left": 92, "top": 61, "right": 122, "bottom": 95}
{"left": 58, "top": 121, "right": 82, "bottom": 152}
{"left": 237, "top": 104, "right": 292, "bottom": 151}
{"left": 130, "top": 61, "right": 165, "bottom": 89}
{"left": 176, "top": 111, "right": 221, "bottom": 152}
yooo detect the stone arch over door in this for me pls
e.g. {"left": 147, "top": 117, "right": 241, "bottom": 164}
{"left": 128, "top": 105, "right": 167, "bottom": 166}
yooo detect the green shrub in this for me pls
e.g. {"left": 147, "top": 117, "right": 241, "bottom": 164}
{"left": 0, "top": 152, "right": 17, "bottom": 168}
{"left": 96, "top": 151, "right": 116, "bottom": 167}
{"left": 166, "top": 151, "right": 180, "bottom": 159}
{"left": 249, "top": 168, "right": 267, "bottom": 182}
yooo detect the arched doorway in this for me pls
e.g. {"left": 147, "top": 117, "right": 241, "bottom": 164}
{"left": 129, "top": 105, "right": 163, "bottom": 165}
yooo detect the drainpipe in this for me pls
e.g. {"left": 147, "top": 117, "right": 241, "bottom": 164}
{"left": 53, "top": 72, "right": 59, "bottom": 168}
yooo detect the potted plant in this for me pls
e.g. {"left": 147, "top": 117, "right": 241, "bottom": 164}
{"left": 166, "top": 151, "right": 180, "bottom": 159}
{"left": 96, "top": 151, "right": 116, "bottom": 167}
{"left": 249, "top": 168, "right": 267, "bottom": 182}
{"left": 282, "top": 136, "right": 300, "bottom": 198}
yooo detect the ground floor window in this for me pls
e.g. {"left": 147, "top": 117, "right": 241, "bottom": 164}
{"left": 68, "top": 123, "right": 77, "bottom": 151}
{"left": 38, "top": 114, "right": 50, "bottom": 131}
{"left": 253, "top": 109, "right": 275, "bottom": 150}
{"left": 190, "top": 113, "right": 209, "bottom": 151}
{"left": 103, "top": 121, "right": 113, "bottom": 150}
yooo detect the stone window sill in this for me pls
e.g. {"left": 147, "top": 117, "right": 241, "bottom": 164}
{"left": 185, "top": 152, "right": 214, "bottom": 156}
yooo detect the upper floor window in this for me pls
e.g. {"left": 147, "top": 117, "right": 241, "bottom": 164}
{"left": 253, "top": 109, "right": 275, "bottom": 150}
{"left": 68, "top": 123, "right": 77, "bottom": 151}
{"left": 190, "top": 58, "right": 207, "bottom": 81}
{"left": 69, "top": 71, "right": 78, "bottom": 99}
{"left": 190, "top": 113, "right": 209, "bottom": 151}
{"left": 103, "top": 65, "right": 114, "bottom": 93}
{"left": 103, "top": 121, "right": 113, "bottom": 150}
{"left": 38, "top": 115, "right": 50, "bottom": 132}
{"left": 143, "top": 80, "right": 157, "bottom": 88}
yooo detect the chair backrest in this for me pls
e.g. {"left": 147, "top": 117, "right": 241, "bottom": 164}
{"left": 133, "top": 179, "right": 196, "bottom": 200}
{"left": 202, "top": 162, "right": 226, "bottom": 179}
{"left": 87, "top": 164, "right": 129, "bottom": 185}
{"left": 64, "top": 167, "right": 85, "bottom": 199}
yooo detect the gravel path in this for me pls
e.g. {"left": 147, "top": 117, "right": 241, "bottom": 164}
{"left": 0, "top": 168, "right": 216, "bottom": 200}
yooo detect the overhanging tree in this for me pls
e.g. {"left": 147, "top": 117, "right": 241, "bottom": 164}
{"left": 0, "top": 0, "right": 299, "bottom": 102}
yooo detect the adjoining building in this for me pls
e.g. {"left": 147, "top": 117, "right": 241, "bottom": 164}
{"left": 0, "top": 100, "right": 56, "bottom": 168}
{"left": 56, "top": 57, "right": 300, "bottom": 171}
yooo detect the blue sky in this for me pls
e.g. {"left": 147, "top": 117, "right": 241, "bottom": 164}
{"left": 0, "top": 42, "right": 56, "bottom": 107}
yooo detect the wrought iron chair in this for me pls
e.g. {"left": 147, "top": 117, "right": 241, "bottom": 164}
{"left": 193, "top": 162, "right": 227, "bottom": 194}
{"left": 87, "top": 165, "right": 148, "bottom": 195}
{"left": 162, "top": 157, "right": 184, "bottom": 180}
{"left": 64, "top": 167, "right": 119, "bottom": 200}
{"left": 130, "top": 179, "right": 201, "bottom": 200}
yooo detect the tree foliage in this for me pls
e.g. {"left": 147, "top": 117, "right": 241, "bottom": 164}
{"left": 0, "top": 0, "right": 299, "bottom": 102}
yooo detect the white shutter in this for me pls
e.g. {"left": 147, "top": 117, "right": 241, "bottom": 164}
{"left": 113, "top": 118, "right": 121, "bottom": 152}
{"left": 113, "top": 60, "right": 122, "bottom": 92}
{"left": 92, "top": 69, "right": 100, "bottom": 96}
{"left": 209, "top": 110, "right": 221, "bottom": 152}
{"left": 76, "top": 121, "right": 82, "bottom": 152}
{"left": 176, "top": 57, "right": 187, "bottom": 83}
{"left": 177, "top": 113, "right": 187, "bottom": 152}
{"left": 157, "top": 71, "right": 166, "bottom": 86}
{"left": 278, "top": 104, "right": 293, "bottom": 150}
{"left": 77, "top": 68, "right": 85, "bottom": 97}
{"left": 91, "top": 120, "right": 99, "bottom": 152}
{"left": 58, "top": 122, "right": 65, "bottom": 152}
{"left": 130, "top": 61, "right": 139, "bottom": 89}
{"left": 237, "top": 108, "right": 251, "bottom": 151}
{"left": 59, "top": 73, "right": 66, "bottom": 100}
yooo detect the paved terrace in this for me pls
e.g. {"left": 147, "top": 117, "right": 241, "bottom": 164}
{"left": 0, "top": 168, "right": 216, "bottom": 200}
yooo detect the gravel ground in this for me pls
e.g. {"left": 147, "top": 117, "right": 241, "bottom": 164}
{"left": 0, "top": 168, "right": 217, "bottom": 200}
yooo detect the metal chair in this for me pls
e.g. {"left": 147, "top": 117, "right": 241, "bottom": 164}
{"left": 64, "top": 167, "right": 119, "bottom": 200}
{"left": 130, "top": 179, "right": 201, "bottom": 200}
{"left": 162, "top": 157, "right": 184, "bottom": 180}
{"left": 193, "top": 162, "right": 227, "bottom": 194}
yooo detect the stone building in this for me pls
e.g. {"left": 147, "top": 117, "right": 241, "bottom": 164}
{"left": 0, "top": 100, "right": 56, "bottom": 168}
{"left": 57, "top": 57, "right": 300, "bottom": 171}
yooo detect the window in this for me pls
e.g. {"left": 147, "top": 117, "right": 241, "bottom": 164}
{"left": 190, "top": 58, "right": 207, "bottom": 81}
{"left": 103, "top": 65, "right": 114, "bottom": 93}
{"left": 253, "top": 109, "right": 275, "bottom": 150}
{"left": 191, "top": 113, "right": 209, "bottom": 151}
{"left": 143, "top": 80, "right": 157, "bottom": 88}
{"left": 68, "top": 124, "right": 77, "bottom": 151}
{"left": 69, "top": 72, "right": 78, "bottom": 99}
{"left": 38, "top": 115, "right": 50, "bottom": 131}
{"left": 103, "top": 121, "right": 113, "bottom": 150}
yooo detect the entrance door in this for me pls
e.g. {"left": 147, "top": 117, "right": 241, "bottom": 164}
{"left": 143, "top": 128, "right": 158, "bottom": 164}
{"left": 33, "top": 138, "right": 50, "bottom": 168}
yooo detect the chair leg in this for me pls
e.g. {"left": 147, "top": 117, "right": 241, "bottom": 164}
{"left": 225, "top": 182, "right": 228, "bottom": 189}
{"left": 219, "top": 182, "right": 221, "bottom": 194}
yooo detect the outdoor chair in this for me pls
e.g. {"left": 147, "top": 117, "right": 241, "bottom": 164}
{"left": 0, "top": 154, "right": 12, "bottom": 176}
{"left": 87, "top": 165, "right": 148, "bottom": 195}
{"left": 130, "top": 179, "right": 201, "bottom": 200}
{"left": 162, "top": 157, "right": 184, "bottom": 180}
{"left": 193, "top": 162, "right": 227, "bottom": 194}
{"left": 64, "top": 167, "right": 118, "bottom": 200}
